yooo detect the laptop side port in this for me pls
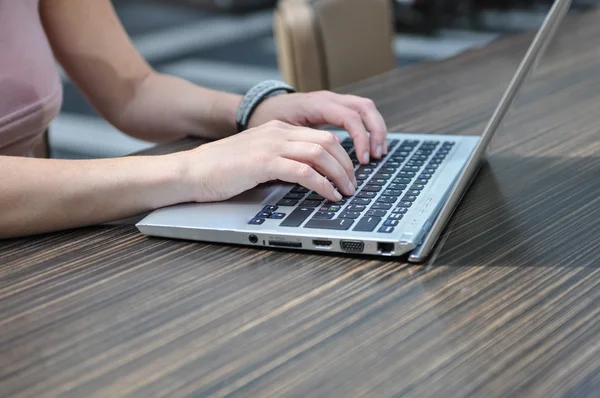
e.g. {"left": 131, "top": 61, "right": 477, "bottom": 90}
{"left": 313, "top": 239, "right": 332, "bottom": 248}
{"left": 340, "top": 240, "right": 364, "bottom": 253}
{"left": 377, "top": 242, "right": 395, "bottom": 255}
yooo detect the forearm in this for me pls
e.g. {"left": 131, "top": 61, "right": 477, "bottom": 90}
{"left": 0, "top": 154, "right": 189, "bottom": 238}
{"left": 111, "top": 72, "right": 242, "bottom": 142}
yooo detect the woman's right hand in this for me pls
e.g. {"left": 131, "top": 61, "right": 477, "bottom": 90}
{"left": 177, "top": 120, "right": 358, "bottom": 203}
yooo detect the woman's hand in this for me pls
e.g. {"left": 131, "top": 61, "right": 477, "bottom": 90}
{"left": 247, "top": 91, "right": 388, "bottom": 165}
{"left": 178, "top": 121, "right": 358, "bottom": 203}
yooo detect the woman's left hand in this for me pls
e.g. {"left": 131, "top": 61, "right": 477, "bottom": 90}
{"left": 248, "top": 91, "right": 388, "bottom": 165}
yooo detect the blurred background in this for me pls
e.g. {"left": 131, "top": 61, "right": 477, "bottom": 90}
{"left": 51, "top": 0, "right": 596, "bottom": 159}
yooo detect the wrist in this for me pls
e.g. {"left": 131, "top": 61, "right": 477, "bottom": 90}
{"left": 211, "top": 91, "right": 243, "bottom": 138}
{"left": 139, "top": 153, "right": 195, "bottom": 207}
{"left": 235, "top": 80, "right": 297, "bottom": 132}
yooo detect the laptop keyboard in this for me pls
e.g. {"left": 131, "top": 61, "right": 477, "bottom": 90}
{"left": 248, "top": 138, "right": 455, "bottom": 233}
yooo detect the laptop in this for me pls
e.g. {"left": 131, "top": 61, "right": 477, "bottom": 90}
{"left": 136, "top": 0, "right": 570, "bottom": 262}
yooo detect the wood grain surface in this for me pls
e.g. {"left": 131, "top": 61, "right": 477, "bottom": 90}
{"left": 2, "top": 8, "right": 600, "bottom": 398}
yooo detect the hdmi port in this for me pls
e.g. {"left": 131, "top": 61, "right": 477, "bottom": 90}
{"left": 313, "top": 239, "right": 332, "bottom": 248}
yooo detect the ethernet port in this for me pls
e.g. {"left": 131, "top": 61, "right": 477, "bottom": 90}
{"left": 377, "top": 242, "right": 395, "bottom": 255}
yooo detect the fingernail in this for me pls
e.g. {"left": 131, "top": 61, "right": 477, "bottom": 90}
{"left": 353, "top": 175, "right": 358, "bottom": 188}
{"left": 334, "top": 190, "right": 343, "bottom": 201}
{"left": 362, "top": 152, "right": 369, "bottom": 164}
{"left": 384, "top": 141, "right": 389, "bottom": 155}
{"left": 347, "top": 181, "right": 355, "bottom": 195}
{"left": 376, "top": 145, "right": 383, "bottom": 158}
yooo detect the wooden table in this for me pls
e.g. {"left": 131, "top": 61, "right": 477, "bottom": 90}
{"left": 2, "top": 9, "right": 600, "bottom": 398}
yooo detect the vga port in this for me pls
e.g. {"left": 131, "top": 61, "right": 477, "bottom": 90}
{"left": 340, "top": 240, "right": 364, "bottom": 253}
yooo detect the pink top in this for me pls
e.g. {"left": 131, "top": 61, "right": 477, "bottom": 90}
{"left": 0, "top": 0, "right": 63, "bottom": 157}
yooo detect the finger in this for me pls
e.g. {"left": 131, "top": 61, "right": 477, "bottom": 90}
{"left": 282, "top": 128, "right": 356, "bottom": 187}
{"left": 323, "top": 93, "right": 389, "bottom": 156}
{"left": 266, "top": 157, "right": 342, "bottom": 202}
{"left": 304, "top": 100, "right": 371, "bottom": 165}
{"left": 279, "top": 141, "right": 355, "bottom": 197}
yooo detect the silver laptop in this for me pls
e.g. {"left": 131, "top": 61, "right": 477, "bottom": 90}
{"left": 136, "top": 0, "right": 570, "bottom": 262}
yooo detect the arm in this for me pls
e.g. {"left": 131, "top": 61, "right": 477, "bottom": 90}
{"left": 0, "top": 154, "right": 188, "bottom": 239}
{"left": 40, "top": 0, "right": 241, "bottom": 142}
{"left": 0, "top": 124, "right": 357, "bottom": 239}
{"left": 39, "top": 0, "right": 389, "bottom": 158}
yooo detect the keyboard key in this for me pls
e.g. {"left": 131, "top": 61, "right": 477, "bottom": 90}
{"left": 384, "top": 161, "right": 401, "bottom": 168}
{"left": 301, "top": 200, "right": 322, "bottom": 207}
{"left": 388, "top": 183, "right": 407, "bottom": 191}
{"left": 397, "top": 201, "right": 413, "bottom": 208}
{"left": 401, "top": 195, "right": 418, "bottom": 202}
{"left": 415, "top": 179, "right": 429, "bottom": 185}
{"left": 346, "top": 204, "right": 366, "bottom": 212}
{"left": 263, "top": 205, "right": 278, "bottom": 212}
{"left": 372, "top": 203, "right": 393, "bottom": 210}
{"left": 411, "top": 155, "right": 429, "bottom": 161}
{"left": 383, "top": 189, "right": 403, "bottom": 196}
{"left": 304, "top": 218, "right": 354, "bottom": 230}
{"left": 418, "top": 173, "right": 433, "bottom": 180}
{"left": 374, "top": 173, "right": 393, "bottom": 179}
{"left": 313, "top": 211, "right": 335, "bottom": 219}
{"left": 357, "top": 167, "right": 375, "bottom": 174}
{"left": 395, "top": 151, "right": 410, "bottom": 157}
{"left": 406, "top": 160, "right": 425, "bottom": 166}
{"left": 362, "top": 185, "right": 382, "bottom": 192}
{"left": 389, "top": 213, "right": 403, "bottom": 220}
{"left": 291, "top": 186, "right": 309, "bottom": 194}
{"left": 388, "top": 139, "right": 399, "bottom": 148}
{"left": 356, "top": 173, "right": 369, "bottom": 180}
{"left": 369, "top": 179, "right": 388, "bottom": 186}
{"left": 393, "top": 207, "right": 408, "bottom": 214}
{"left": 351, "top": 198, "right": 372, "bottom": 205}
{"left": 424, "top": 140, "right": 440, "bottom": 146}
{"left": 410, "top": 184, "right": 426, "bottom": 191}
{"left": 398, "top": 171, "right": 416, "bottom": 178}
{"left": 280, "top": 206, "right": 314, "bottom": 227}
{"left": 320, "top": 205, "right": 342, "bottom": 212}
{"left": 393, "top": 177, "right": 412, "bottom": 184}
{"left": 367, "top": 210, "right": 387, "bottom": 217}
{"left": 284, "top": 193, "right": 305, "bottom": 200}
{"left": 402, "top": 165, "right": 420, "bottom": 172}
{"left": 325, "top": 199, "right": 347, "bottom": 205}
{"left": 378, "top": 226, "right": 395, "bottom": 233}
{"left": 307, "top": 193, "right": 326, "bottom": 201}
{"left": 277, "top": 199, "right": 298, "bottom": 207}
{"left": 357, "top": 191, "right": 377, "bottom": 199}
{"left": 248, "top": 218, "right": 265, "bottom": 225}
{"left": 270, "top": 212, "right": 286, "bottom": 219}
{"left": 379, "top": 167, "right": 396, "bottom": 174}
{"left": 256, "top": 211, "right": 271, "bottom": 218}
{"left": 384, "top": 219, "right": 399, "bottom": 226}
{"left": 406, "top": 189, "right": 422, "bottom": 196}
{"left": 424, "top": 168, "right": 436, "bottom": 174}
{"left": 353, "top": 216, "right": 382, "bottom": 232}
{"left": 339, "top": 211, "right": 361, "bottom": 219}
{"left": 429, "top": 159, "right": 443, "bottom": 165}
{"left": 378, "top": 196, "right": 397, "bottom": 203}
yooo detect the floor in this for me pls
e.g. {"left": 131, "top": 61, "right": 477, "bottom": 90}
{"left": 50, "top": 0, "right": 556, "bottom": 159}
